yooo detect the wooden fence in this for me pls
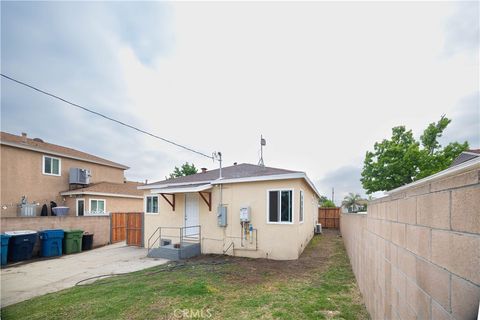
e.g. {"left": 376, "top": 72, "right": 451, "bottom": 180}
{"left": 126, "top": 212, "right": 143, "bottom": 247}
{"left": 111, "top": 212, "right": 143, "bottom": 246}
{"left": 318, "top": 207, "right": 340, "bottom": 229}
{"left": 111, "top": 212, "right": 127, "bottom": 243}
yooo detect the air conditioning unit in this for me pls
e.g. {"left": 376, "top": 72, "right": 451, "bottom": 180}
{"left": 69, "top": 168, "right": 91, "bottom": 185}
{"left": 315, "top": 223, "right": 322, "bottom": 234}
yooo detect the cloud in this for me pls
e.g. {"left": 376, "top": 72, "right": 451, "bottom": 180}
{"left": 441, "top": 92, "right": 480, "bottom": 148}
{"left": 1, "top": 2, "right": 478, "bottom": 188}
{"left": 443, "top": 2, "right": 480, "bottom": 56}
{"left": 315, "top": 165, "right": 366, "bottom": 205}
{"left": 109, "top": 2, "right": 174, "bottom": 65}
{"left": 1, "top": 1, "right": 179, "bottom": 182}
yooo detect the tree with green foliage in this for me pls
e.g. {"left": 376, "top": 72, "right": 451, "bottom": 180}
{"left": 320, "top": 199, "right": 336, "bottom": 208}
{"left": 168, "top": 162, "right": 198, "bottom": 179}
{"left": 361, "top": 116, "right": 468, "bottom": 193}
{"left": 318, "top": 195, "right": 328, "bottom": 205}
{"left": 342, "top": 193, "right": 362, "bottom": 213}
{"left": 318, "top": 195, "right": 337, "bottom": 208}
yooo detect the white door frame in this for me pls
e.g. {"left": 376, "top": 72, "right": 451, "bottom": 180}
{"left": 76, "top": 198, "right": 85, "bottom": 216}
{"left": 184, "top": 193, "right": 199, "bottom": 237}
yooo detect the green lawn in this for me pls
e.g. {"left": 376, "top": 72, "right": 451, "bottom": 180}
{"left": 1, "top": 231, "right": 368, "bottom": 320}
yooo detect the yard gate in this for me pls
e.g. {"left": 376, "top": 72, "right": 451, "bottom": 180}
{"left": 318, "top": 207, "right": 340, "bottom": 229}
{"left": 126, "top": 212, "right": 143, "bottom": 247}
{"left": 111, "top": 212, "right": 126, "bottom": 243}
{"left": 110, "top": 212, "right": 143, "bottom": 246}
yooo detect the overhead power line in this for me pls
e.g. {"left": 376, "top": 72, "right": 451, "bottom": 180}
{"left": 1, "top": 73, "right": 214, "bottom": 160}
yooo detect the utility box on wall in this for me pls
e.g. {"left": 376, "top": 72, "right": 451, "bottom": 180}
{"left": 240, "top": 206, "right": 251, "bottom": 222}
{"left": 217, "top": 205, "right": 227, "bottom": 227}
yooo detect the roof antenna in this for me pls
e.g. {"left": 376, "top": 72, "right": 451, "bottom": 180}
{"left": 258, "top": 135, "right": 266, "bottom": 166}
{"left": 213, "top": 151, "right": 223, "bottom": 179}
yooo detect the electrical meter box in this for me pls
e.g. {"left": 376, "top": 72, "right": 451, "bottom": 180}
{"left": 240, "top": 206, "right": 251, "bottom": 222}
{"left": 218, "top": 205, "right": 227, "bottom": 227}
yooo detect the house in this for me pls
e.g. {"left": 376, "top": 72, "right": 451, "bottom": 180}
{"left": 450, "top": 149, "right": 480, "bottom": 167}
{"left": 0, "top": 131, "right": 143, "bottom": 217}
{"left": 60, "top": 181, "right": 143, "bottom": 216}
{"left": 139, "top": 163, "right": 321, "bottom": 260}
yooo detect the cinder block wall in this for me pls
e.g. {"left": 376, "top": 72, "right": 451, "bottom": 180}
{"left": 1, "top": 216, "right": 111, "bottom": 256}
{"left": 341, "top": 163, "right": 480, "bottom": 320}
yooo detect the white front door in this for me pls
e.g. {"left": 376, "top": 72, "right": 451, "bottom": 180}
{"left": 184, "top": 193, "right": 199, "bottom": 237}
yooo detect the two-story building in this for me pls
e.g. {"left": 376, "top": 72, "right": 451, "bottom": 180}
{"left": 0, "top": 131, "right": 143, "bottom": 217}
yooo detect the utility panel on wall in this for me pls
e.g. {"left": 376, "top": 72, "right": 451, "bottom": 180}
{"left": 240, "top": 206, "right": 251, "bottom": 222}
{"left": 218, "top": 205, "right": 227, "bottom": 227}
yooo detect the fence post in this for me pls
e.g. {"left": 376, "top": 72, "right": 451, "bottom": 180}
{"left": 141, "top": 212, "right": 145, "bottom": 247}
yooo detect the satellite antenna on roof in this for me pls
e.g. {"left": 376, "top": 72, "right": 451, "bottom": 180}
{"left": 258, "top": 135, "right": 266, "bottom": 166}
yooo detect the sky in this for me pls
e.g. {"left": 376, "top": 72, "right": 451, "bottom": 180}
{"left": 1, "top": 1, "right": 479, "bottom": 204}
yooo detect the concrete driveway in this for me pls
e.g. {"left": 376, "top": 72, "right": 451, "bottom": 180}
{"left": 1, "top": 242, "right": 168, "bottom": 307}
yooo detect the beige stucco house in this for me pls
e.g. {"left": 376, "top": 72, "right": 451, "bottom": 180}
{"left": 0, "top": 131, "right": 143, "bottom": 217}
{"left": 140, "top": 163, "right": 321, "bottom": 260}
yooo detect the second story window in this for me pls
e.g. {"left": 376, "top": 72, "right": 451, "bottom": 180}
{"left": 43, "top": 155, "right": 61, "bottom": 176}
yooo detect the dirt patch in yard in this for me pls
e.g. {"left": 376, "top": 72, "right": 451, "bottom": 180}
{"left": 186, "top": 229, "right": 340, "bottom": 284}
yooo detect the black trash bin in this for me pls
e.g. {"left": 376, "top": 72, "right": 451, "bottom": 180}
{"left": 5, "top": 230, "right": 37, "bottom": 262}
{"left": 82, "top": 233, "right": 94, "bottom": 251}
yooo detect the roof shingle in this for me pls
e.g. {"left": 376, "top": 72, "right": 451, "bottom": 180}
{"left": 1, "top": 131, "right": 128, "bottom": 169}
{"left": 450, "top": 150, "right": 480, "bottom": 168}
{"left": 144, "top": 163, "right": 302, "bottom": 187}
{"left": 61, "top": 181, "right": 144, "bottom": 197}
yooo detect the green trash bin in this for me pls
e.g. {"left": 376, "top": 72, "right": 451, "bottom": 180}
{"left": 63, "top": 230, "right": 84, "bottom": 254}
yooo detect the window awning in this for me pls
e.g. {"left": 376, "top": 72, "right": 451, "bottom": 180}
{"left": 150, "top": 183, "right": 212, "bottom": 194}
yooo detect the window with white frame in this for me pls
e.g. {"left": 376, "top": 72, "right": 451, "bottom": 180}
{"left": 299, "top": 190, "right": 304, "bottom": 223}
{"left": 268, "top": 189, "right": 293, "bottom": 223}
{"left": 89, "top": 199, "right": 106, "bottom": 215}
{"left": 43, "top": 155, "right": 61, "bottom": 176}
{"left": 145, "top": 195, "right": 159, "bottom": 214}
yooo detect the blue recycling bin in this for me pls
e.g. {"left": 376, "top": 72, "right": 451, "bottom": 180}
{"left": 39, "top": 229, "right": 64, "bottom": 257}
{"left": 5, "top": 230, "right": 37, "bottom": 262}
{"left": 1, "top": 234, "right": 11, "bottom": 266}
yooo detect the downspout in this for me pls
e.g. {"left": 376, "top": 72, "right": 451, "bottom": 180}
{"left": 216, "top": 151, "right": 223, "bottom": 206}
{"left": 215, "top": 151, "right": 230, "bottom": 254}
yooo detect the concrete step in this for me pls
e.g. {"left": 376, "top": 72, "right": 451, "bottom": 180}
{"left": 147, "top": 243, "right": 201, "bottom": 260}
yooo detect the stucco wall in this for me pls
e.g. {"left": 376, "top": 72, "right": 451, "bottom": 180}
{"left": 1, "top": 216, "right": 111, "bottom": 256}
{"left": 341, "top": 164, "right": 480, "bottom": 320}
{"left": 1, "top": 145, "right": 126, "bottom": 217}
{"left": 144, "top": 178, "right": 318, "bottom": 260}
{"left": 63, "top": 196, "right": 142, "bottom": 216}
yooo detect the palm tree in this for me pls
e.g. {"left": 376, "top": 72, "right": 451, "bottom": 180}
{"left": 342, "top": 193, "right": 362, "bottom": 213}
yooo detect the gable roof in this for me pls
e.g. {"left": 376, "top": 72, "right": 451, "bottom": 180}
{"left": 0, "top": 131, "right": 129, "bottom": 170}
{"left": 140, "top": 163, "right": 321, "bottom": 197}
{"left": 60, "top": 181, "right": 144, "bottom": 198}
{"left": 142, "top": 163, "right": 301, "bottom": 187}
{"left": 450, "top": 149, "right": 480, "bottom": 168}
